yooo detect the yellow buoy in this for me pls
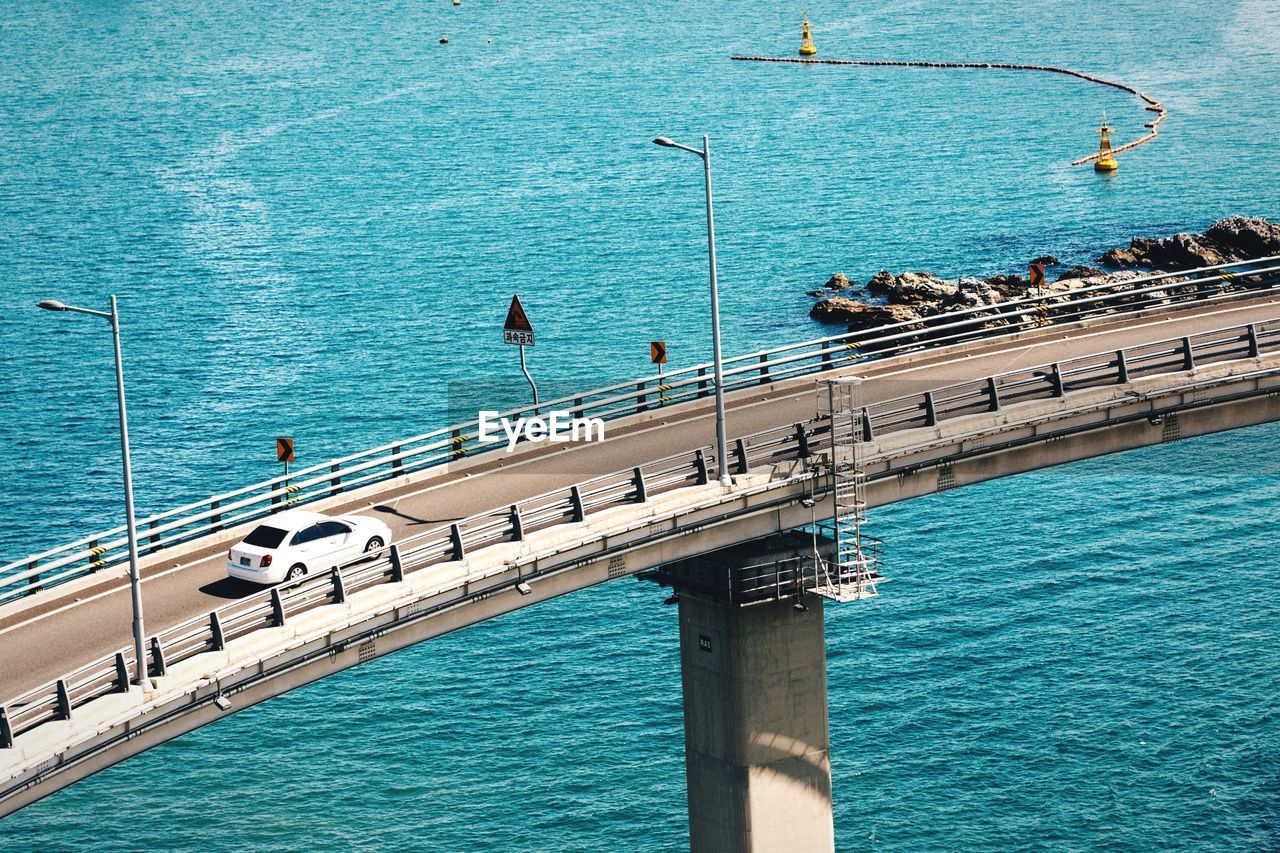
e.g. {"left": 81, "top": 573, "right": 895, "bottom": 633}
{"left": 1094, "top": 113, "right": 1119, "bottom": 172}
{"left": 799, "top": 12, "right": 817, "bottom": 56}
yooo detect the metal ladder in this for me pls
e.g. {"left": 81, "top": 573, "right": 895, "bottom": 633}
{"left": 812, "top": 378, "right": 880, "bottom": 602}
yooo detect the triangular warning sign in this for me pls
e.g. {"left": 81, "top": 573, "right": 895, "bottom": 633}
{"left": 504, "top": 295, "right": 533, "bottom": 332}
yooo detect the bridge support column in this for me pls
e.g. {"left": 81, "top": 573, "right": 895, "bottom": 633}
{"left": 677, "top": 592, "right": 834, "bottom": 853}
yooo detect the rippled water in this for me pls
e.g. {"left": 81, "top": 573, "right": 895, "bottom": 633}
{"left": 2, "top": 0, "right": 1279, "bottom": 848}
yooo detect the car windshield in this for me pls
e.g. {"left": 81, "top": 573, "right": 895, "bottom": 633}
{"left": 242, "top": 525, "right": 288, "bottom": 549}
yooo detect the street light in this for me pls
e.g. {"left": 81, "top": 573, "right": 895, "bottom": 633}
{"left": 37, "top": 295, "right": 148, "bottom": 688}
{"left": 651, "top": 134, "right": 733, "bottom": 486}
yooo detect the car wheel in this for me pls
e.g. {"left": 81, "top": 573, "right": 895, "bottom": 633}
{"left": 364, "top": 536, "right": 385, "bottom": 558}
{"left": 286, "top": 564, "right": 306, "bottom": 582}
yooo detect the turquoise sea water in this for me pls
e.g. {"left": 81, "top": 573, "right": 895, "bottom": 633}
{"left": 2, "top": 0, "right": 1280, "bottom": 848}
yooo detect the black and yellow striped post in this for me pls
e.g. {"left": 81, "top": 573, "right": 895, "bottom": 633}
{"left": 1217, "top": 271, "right": 1236, "bottom": 299}
{"left": 651, "top": 341, "right": 668, "bottom": 405}
{"left": 1035, "top": 302, "right": 1051, "bottom": 326}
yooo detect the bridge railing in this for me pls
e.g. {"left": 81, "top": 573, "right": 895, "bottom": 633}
{"left": 788, "top": 322, "right": 1277, "bottom": 457}
{"left": 4, "top": 257, "right": 1279, "bottom": 605}
{"left": 4, "top": 316, "right": 1279, "bottom": 750}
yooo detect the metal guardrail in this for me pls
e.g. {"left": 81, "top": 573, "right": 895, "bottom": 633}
{"left": 4, "top": 316, "right": 1279, "bottom": 750}
{"left": 4, "top": 256, "right": 1279, "bottom": 605}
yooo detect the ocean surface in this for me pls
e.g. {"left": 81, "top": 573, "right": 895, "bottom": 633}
{"left": 2, "top": 0, "right": 1280, "bottom": 848}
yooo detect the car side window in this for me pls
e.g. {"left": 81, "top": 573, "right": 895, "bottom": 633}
{"left": 318, "top": 521, "right": 351, "bottom": 537}
{"left": 290, "top": 524, "right": 326, "bottom": 546}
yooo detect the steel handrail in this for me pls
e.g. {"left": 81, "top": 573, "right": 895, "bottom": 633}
{"left": 4, "top": 257, "right": 1278, "bottom": 601}
{"left": 3, "top": 317, "right": 1277, "bottom": 748}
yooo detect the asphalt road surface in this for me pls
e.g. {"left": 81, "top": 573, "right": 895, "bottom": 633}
{"left": 3, "top": 296, "right": 1278, "bottom": 698}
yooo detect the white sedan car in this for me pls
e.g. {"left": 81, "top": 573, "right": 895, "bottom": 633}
{"left": 226, "top": 509, "right": 392, "bottom": 585}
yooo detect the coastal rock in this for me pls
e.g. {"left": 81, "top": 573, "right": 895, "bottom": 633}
{"left": 1205, "top": 215, "right": 1280, "bottom": 258}
{"left": 866, "top": 270, "right": 896, "bottom": 294}
{"left": 1157, "top": 233, "right": 1227, "bottom": 268}
{"left": 1056, "top": 264, "right": 1106, "bottom": 281}
{"left": 864, "top": 270, "right": 959, "bottom": 303}
{"left": 1096, "top": 217, "right": 1280, "bottom": 270}
{"left": 984, "top": 273, "right": 1028, "bottom": 299}
{"left": 885, "top": 271, "right": 959, "bottom": 303}
{"left": 1045, "top": 278, "right": 1092, "bottom": 295}
{"left": 808, "top": 216, "right": 1277, "bottom": 331}
{"left": 1100, "top": 245, "right": 1143, "bottom": 267}
{"left": 954, "top": 277, "right": 1000, "bottom": 308}
{"left": 809, "top": 297, "right": 924, "bottom": 331}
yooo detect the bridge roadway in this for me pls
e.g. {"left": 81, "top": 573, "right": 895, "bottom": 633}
{"left": 3, "top": 293, "right": 1280, "bottom": 698}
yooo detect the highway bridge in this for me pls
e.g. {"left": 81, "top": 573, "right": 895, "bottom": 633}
{"left": 3, "top": 257, "right": 1280, "bottom": 850}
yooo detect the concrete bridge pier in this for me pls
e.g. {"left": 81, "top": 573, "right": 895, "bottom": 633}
{"left": 651, "top": 533, "right": 835, "bottom": 853}
{"left": 678, "top": 592, "right": 834, "bottom": 852}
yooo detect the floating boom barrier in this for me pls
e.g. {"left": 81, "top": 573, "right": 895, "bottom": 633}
{"left": 730, "top": 56, "right": 1167, "bottom": 166}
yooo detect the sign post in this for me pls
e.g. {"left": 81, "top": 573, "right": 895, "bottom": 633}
{"left": 1029, "top": 262, "right": 1048, "bottom": 325}
{"left": 650, "top": 341, "right": 667, "bottom": 404}
{"left": 503, "top": 295, "right": 538, "bottom": 410}
{"left": 277, "top": 436, "right": 294, "bottom": 479}
{"left": 1029, "top": 262, "right": 1045, "bottom": 290}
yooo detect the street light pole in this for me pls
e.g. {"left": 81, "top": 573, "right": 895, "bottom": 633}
{"left": 108, "top": 296, "right": 148, "bottom": 687}
{"left": 37, "top": 296, "right": 148, "bottom": 687}
{"left": 652, "top": 134, "right": 733, "bottom": 486}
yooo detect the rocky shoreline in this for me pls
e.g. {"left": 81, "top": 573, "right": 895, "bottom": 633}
{"left": 809, "top": 216, "right": 1280, "bottom": 332}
